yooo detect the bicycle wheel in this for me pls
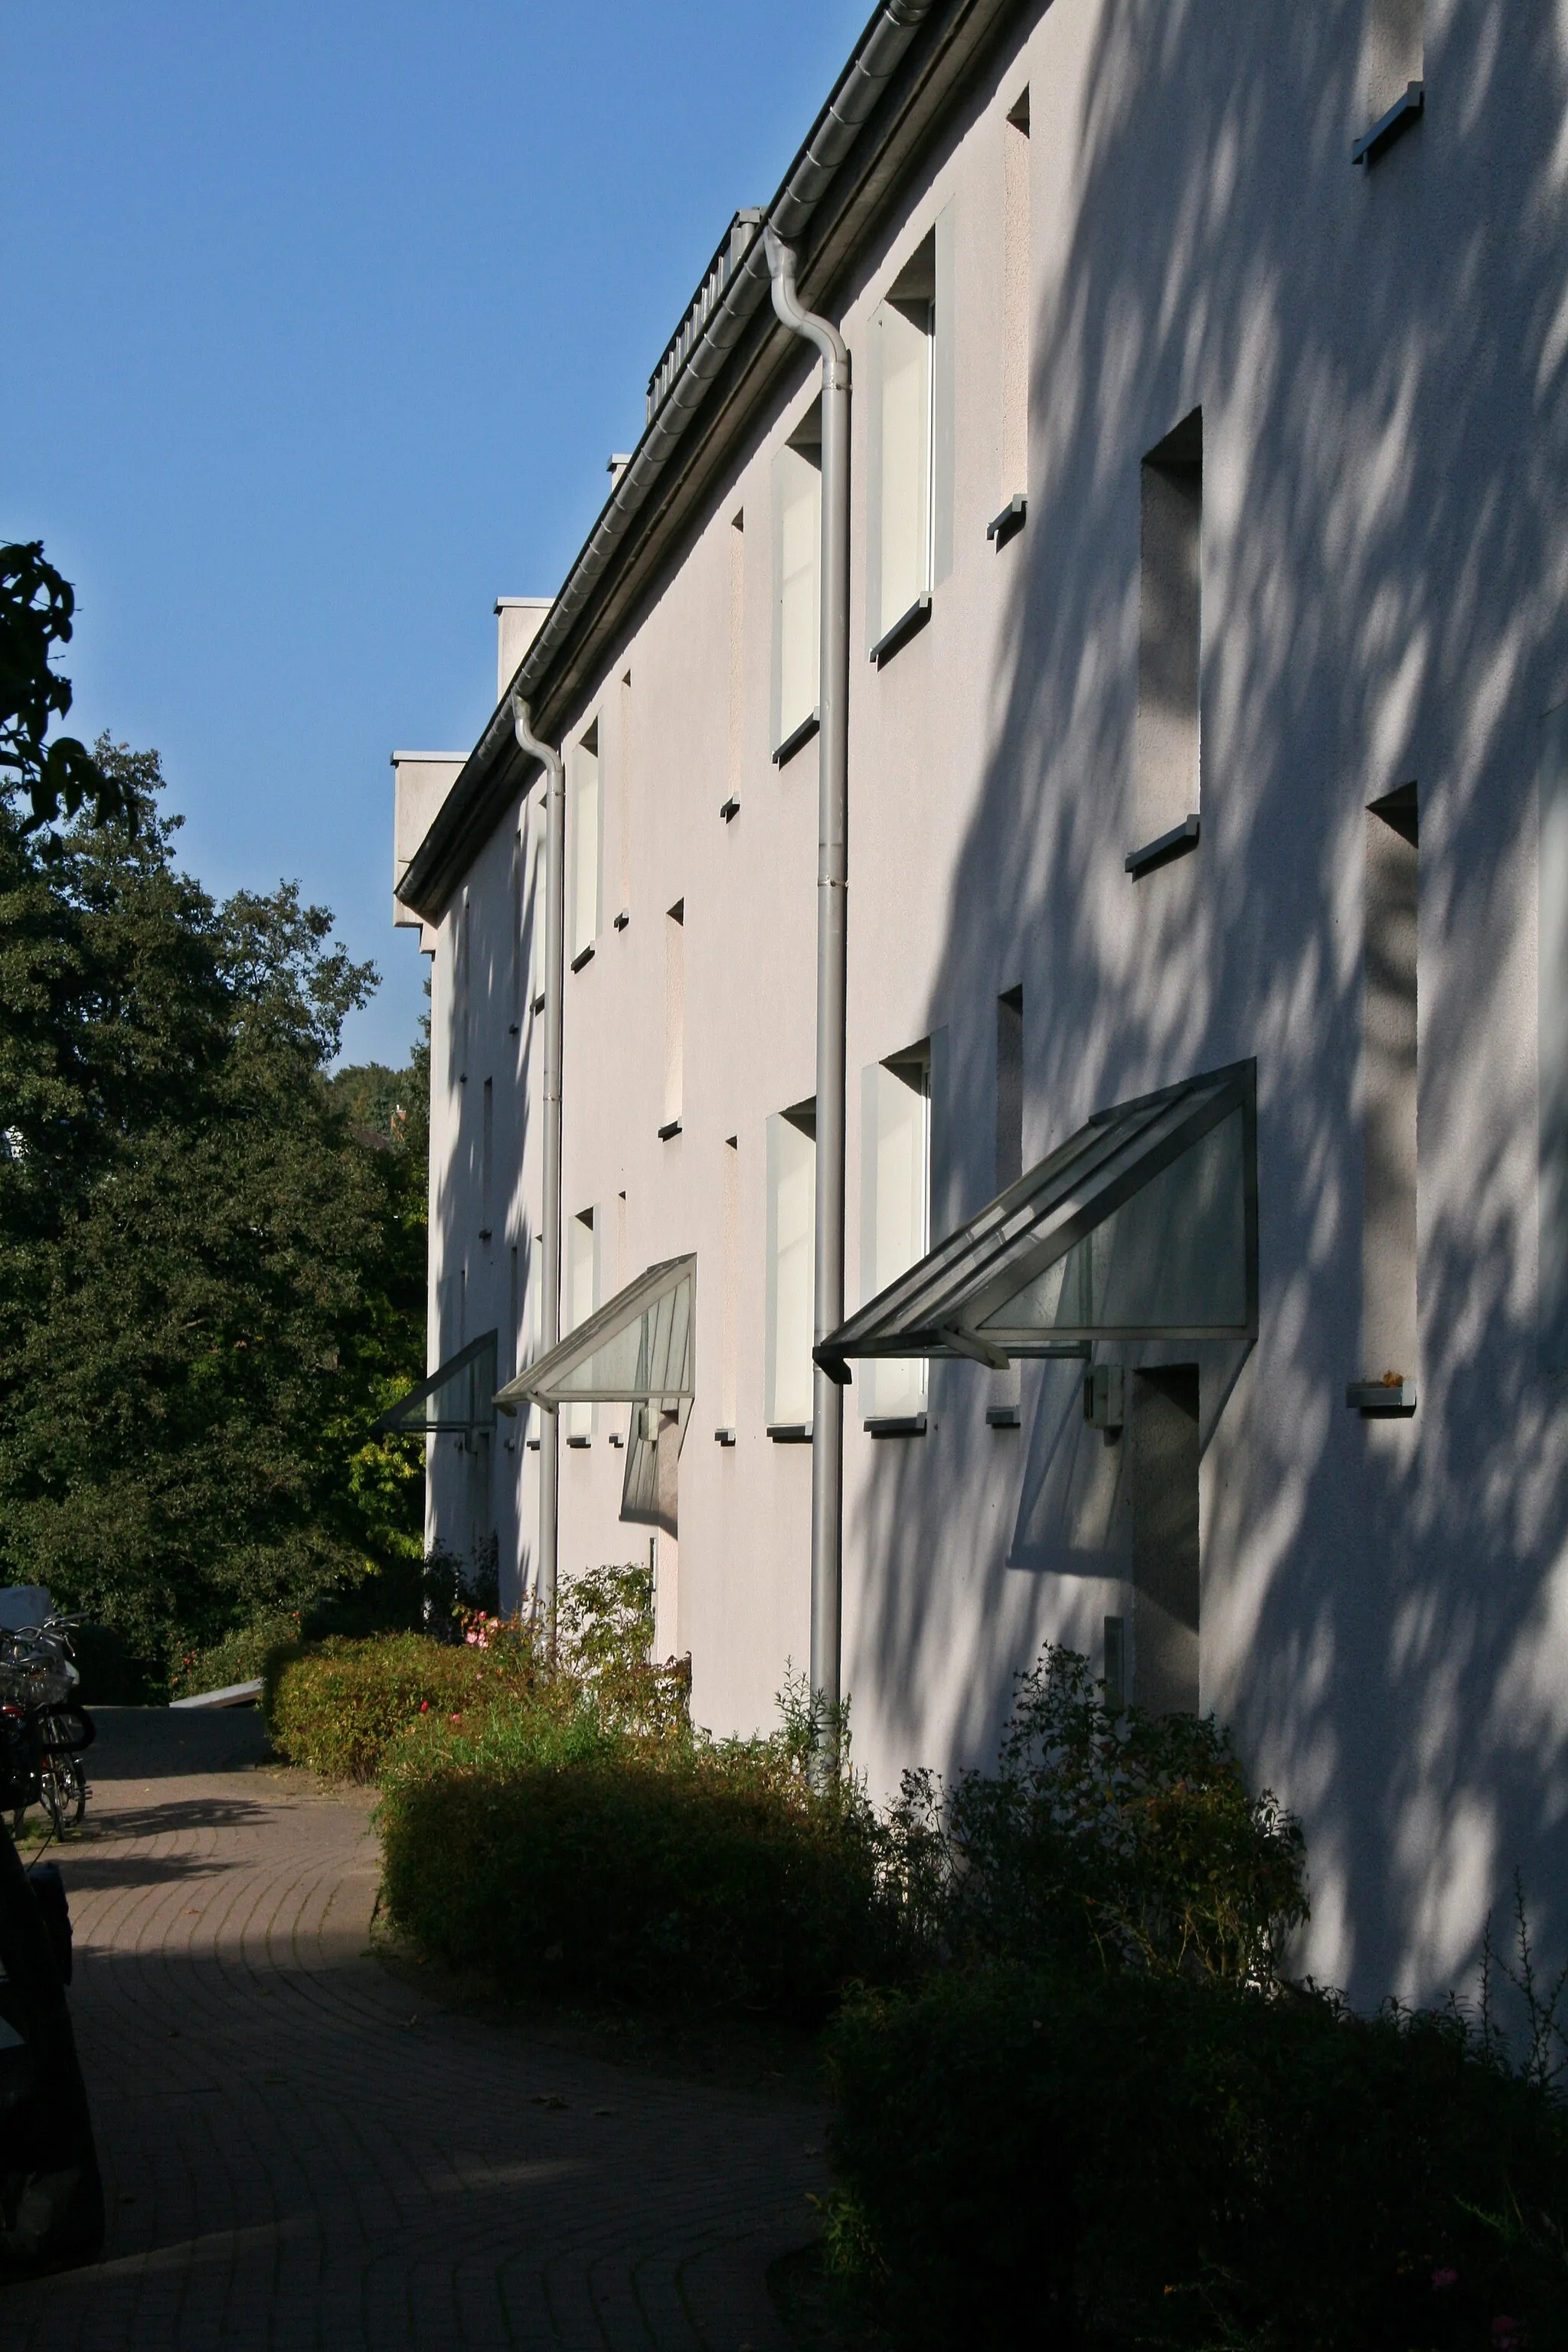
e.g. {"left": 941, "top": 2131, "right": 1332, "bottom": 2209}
{"left": 38, "top": 1751, "right": 86, "bottom": 1832}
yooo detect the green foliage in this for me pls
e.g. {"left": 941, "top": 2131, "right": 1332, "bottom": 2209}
{"left": 269, "top": 1565, "right": 903, "bottom": 2017}
{"left": 824, "top": 1965, "right": 1568, "bottom": 2350}
{"left": 887, "top": 1645, "right": 1306, "bottom": 1984}
{"left": 0, "top": 743, "right": 429, "bottom": 1664}
{"left": 263, "top": 1631, "right": 538, "bottom": 1782}
{"left": 376, "top": 1705, "right": 902, "bottom": 2019}
{"left": 169, "top": 1610, "right": 305, "bottom": 1701}
{"left": 0, "top": 541, "right": 129, "bottom": 835}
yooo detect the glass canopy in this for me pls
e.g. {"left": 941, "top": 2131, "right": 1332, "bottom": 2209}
{"left": 494, "top": 1256, "right": 694, "bottom": 1411}
{"left": 815, "top": 1062, "right": 1256, "bottom": 1382}
{"left": 372, "top": 1331, "right": 498, "bottom": 1435}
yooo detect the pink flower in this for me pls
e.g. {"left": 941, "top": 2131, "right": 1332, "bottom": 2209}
{"left": 1432, "top": 2269, "right": 1459, "bottom": 2292}
{"left": 419, "top": 1700, "right": 430, "bottom": 1713}
{"left": 449, "top": 1711, "right": 462, "bottom": 1724}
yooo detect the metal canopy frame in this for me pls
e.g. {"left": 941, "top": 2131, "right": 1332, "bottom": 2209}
{"left": 371, "top": 1331, "right": 498, "bottom": 1436}
{"left": 815, "top": 1061, "right": 1257, "bottom": 1383}
{"left": 494, "top": 1256, "right": 694, "bottom": 1412}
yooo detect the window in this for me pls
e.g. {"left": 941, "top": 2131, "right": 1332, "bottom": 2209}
{"left": 565, "top": 1207, "right": 599, "bottom": 1440}
{"left": 568, "top": 723, "right": 601, "bottom": 964}
{"left": 1354, "top": 0, "right": 1424, "bottom": 163}
{"left": 616, "top": 675, "right": 632, "bottom": 920}
{"left": 990, "top": 990, "right": 1025, "bottom": 1423}
{"left": 662, "top": 901, "right": 684, "bottom": 1134}
{"left": 1103, "top": 1614, "right": 1126, "bottom": 1713}
{"left": 861, "top": 1045, "right": 931, "bottom": 1425}
{"left": 1132, "top": 410, "right": 1203, "bottom": 868}
{"left": 509, "top": 822, "right": 524, "bottom": 1034}
{"left": 1542, "top": 707, "right": 1568, "bottom": 1364}
{"left": 772, "top": 414, "right": 820, "bottom": 758}
{"left": 1361, "top": 785, "right": 1418, "bottom": 1396}
{"left": 728, "top": 513, "right": 746, "bottom": 798}
{"left": 452, "top": 887, "right": 471, "bottom": 1082}
{"left": 995, "top": 987, "right": 1024, "bottom": 1192}
{"left": 1130, "top": 1367, "right": 1200, "bottom": 1715}
{"left": 1363, "top": 0, "right": 1423, "bottom": 125}
{"left": 721, "top": 1135, "right": 740, "bottom": 1433}
{"left": 1001, "top": 90, "right": 1031, "bottom": 514}
{"left": 867, "top": 209, "right": 955, "bottom": 658}
{"left": 480, "top": 1078, "right": 494, "bottom": 1244}
{"left": 766, "top": 1103, "right": 816, "bottom": 1432}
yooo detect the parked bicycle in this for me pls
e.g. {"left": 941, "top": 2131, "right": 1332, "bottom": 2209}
{"left": 0, "top": 1618, "right": 94, "bottom": 1838}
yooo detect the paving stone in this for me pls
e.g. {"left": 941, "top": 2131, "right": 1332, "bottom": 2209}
{"left": 6, "top": 1710, "right": 825, "bottom": 2350}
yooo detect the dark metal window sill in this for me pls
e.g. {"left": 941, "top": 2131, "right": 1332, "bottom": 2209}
{"left": 719, "top": 795, "right": 740, "bottom": 822}
{"left": 766, "top": 1422, "right": 812, "bottom": 1443}
{"left": 864, "top": 1413, "right": 927, "bottom": 1438}
{"left": 1352, "top": 81, "right": 1423, "bottom": 168}
{"left": 870, "top": 594, "right": 932, "bottom": 668}
{"left": 613, "top": 908, "right": 630, "bottom": 932}
{"left": 714, "top": 1426, "right": 737, "bottom": 1446}
{"left": 565, "top": 1433, "right": 592, "bottom": 1448}
{"left": 1125, "top": 814, "right": 1200, "bottom": 877}
{"left": 1346, "top": 1380, "right": 1417, "bottom": 1415}
{"left": 609, "top": 1432, "right": 625, "bottom": 1449}
{"left": 985, "top": 1404, "right": 1021, "bottom": 1429}
{"left": 986, "top": 494, "right": 1026, "bottom": 548}
{"left": 773, "top": 709, "right": 820, "bottom": 768}
{"left": 570, "top": 942, "right": 595, "bottom": 973}
{"left": 532, "top": 992, "right": 546, "bottom": 1014}
{"left": 657, "top": 1117, "right": 683, "bottom": 1142}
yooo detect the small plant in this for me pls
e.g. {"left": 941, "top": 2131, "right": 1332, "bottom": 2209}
{"left": 885, "top": 1644, "right": 1307, "bottom": 1984}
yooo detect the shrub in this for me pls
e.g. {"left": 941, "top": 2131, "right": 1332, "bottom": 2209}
{"left": 261, "top": 1563, "right": 688, "bottom": 1782}
{"left": 825, "top": 1965, "right": 1568, "bottom": 2351}
{"left": 169, "top": 1609, "right": 304, "bottom": 1700}
{"left": 376, "top": 1698, "right": 906, "bottom": 2017}
{"left": 887, "top": 1644, "right": 1307, "bottom": 1984}
{"left": 263, "top": 1631, "right": 538, "bottom": 1780}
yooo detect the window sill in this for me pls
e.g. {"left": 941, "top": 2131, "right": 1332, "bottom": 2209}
{"left": 870, "top": 594, "right": 932, "bottom": 668}
{"left": 532, "top": 992, "right": 546, "bottom": 1014}
{"left": 719, "top": 795, "right": 740, "bottom": 822}
{"left": 613, "top": 908, "right": 630, "bottom": 932}
{"left": 986, "top": 493, "right": 1026, "bottom": 549}
{"left": 985, "top": 1403, "right": 1021, "bottom": 1429}
{"left": 657, "top": 1118, "right": 683, "bottom": 1142}
{"left": 773, "top": 709, "right": 820, "bottom": 768}
{"left": 1125, "top": 814, "right": 1200, "bottom": 877}
{"left": 714, "top": 1426, "right": 737, "bottom": 1446}
{"left": 609, "top": 1432, "right": 625, "bottom": 1449}
{"left": 766, "top": 1422, "right": 812, "bottom": 1444}
{"left": 570, "top": 942, "right": 595, "bottom": 973}
{"left": 864, "top": 1413, "right": 927, "bottom": 1438}
{"left": 565, "top": 1433, "right": 592, "bottom": 1449}
{"left": 1346, "top": 1379, "right": 1417, "bottom": 1415}
{"left": 1352, "top": 80, "right": 1423, "bottom": 167}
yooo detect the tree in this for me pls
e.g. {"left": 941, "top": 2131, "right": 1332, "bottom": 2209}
{"left": 0, "top": 541, "right": 129, "bottom": 835}
{"left": 0, "top": 742, "right": 428, "bottom": 1664}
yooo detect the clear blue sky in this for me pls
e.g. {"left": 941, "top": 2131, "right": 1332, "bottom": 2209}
{"left": 2, "top": 1, "right": 864, "bottom": 1067}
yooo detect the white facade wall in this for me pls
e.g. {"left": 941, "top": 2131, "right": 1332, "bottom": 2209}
{"left": 396, "top": 0, "right": 1568, "bottom": 2010}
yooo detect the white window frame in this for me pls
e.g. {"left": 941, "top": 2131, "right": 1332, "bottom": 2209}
{"left": 766, "top": 1108, "right": 816, "bottom": 1432}
{"left": 861, "top": 1048, "right": 931, "bottom": 1423}
{"left": 567, "top": 726, "right": 602, "bottom": 964}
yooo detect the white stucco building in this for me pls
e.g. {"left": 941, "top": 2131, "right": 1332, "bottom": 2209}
{"left": 386, "top": 0, "right": 1568, "bottom": 2008}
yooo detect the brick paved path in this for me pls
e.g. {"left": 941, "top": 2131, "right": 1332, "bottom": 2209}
{"left": 4, "top": 1710, "right": 827, "bottom": 2350}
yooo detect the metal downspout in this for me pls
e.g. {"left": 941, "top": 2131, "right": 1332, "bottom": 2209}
{"left": 510, "top": 695, "right": 565, "bottom": 1656}
{"left": 764, "top": 228, "right": 851, "bottom": 1762}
